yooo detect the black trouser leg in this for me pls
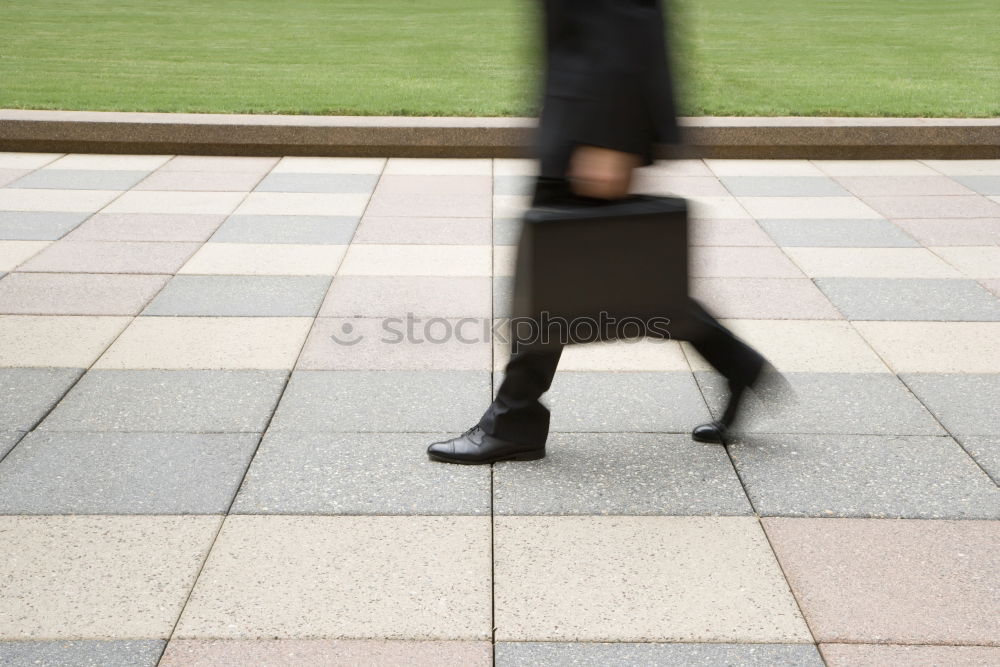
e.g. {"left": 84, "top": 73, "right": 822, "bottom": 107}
{"left": 684, "top": 298, "right": 764, "bottom": 389}
{"left": 478, "top": 347, "right": 563, "bottom": 446}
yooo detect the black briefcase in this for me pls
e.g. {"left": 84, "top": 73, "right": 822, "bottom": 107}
{"left": 511, "top": 195, "right": 690, "bottom": 350}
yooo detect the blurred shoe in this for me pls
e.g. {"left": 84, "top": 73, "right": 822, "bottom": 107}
{"left": 427, "top": 426, "right": 545, "bottom": 464}
{"left": 692, "top": 361, "right": 791, "bottom": 445}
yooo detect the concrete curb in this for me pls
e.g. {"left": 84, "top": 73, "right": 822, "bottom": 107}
{"left": 1, "top": 109, "right": 998, "bottom": 159}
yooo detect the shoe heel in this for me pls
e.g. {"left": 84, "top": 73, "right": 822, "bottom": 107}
{"left": 509, "top": 449, "right": 545, "bottom": 461}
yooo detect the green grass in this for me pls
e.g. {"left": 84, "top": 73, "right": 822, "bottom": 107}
{"left": 1, "top": 0, "right": 997, "bottom": 117}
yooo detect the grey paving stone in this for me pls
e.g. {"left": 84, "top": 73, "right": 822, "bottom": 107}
{"left": 321, "top": 275, "right": 491, "bottom": 317}
{"left": 494, "top": 175, "right": 535, "bottom": 196}
{"left": 494, "top": 276, "right": 513, "bottom": 317}
{"left": 0, "top": 212, "right": 90, "bottom": 240}
{"left": 0, "top": 431, "right": 25, "bottom": 460}
{"left": 211, "top": 215, "right": 359, "bottom": 244}
{"left": 493, "top": 217, "right": 522, "bottom": 245}
{"left": 233, "top": 432, "right": 490, "bottom": 515}
{"left": 951, "top": 175, "right": 1000, "bottom": 195}
{"left": 759, "top": 219, "right": 919, "bottom": 247}
{"left": 0, "top": 272, "right": 171, "bottom": 315}
{"left": 815, "top": 278, "right": 1000, "bottom": 321}
{"left": 9, "top": 169, "right": 148, "bottom": 190}
{"left": 40, "top": 369, "right": 287, "bottom": 432}
{"left": 270, "top": 370, "right": 490, "bottom": 432}
{"left": 537, "top": 371, "right": 711, "bottom": 433}
{"left": 493, "top": 433, "right": 751, "bottom": 515}
{"left": 495, "top": 642, "right": 824, "bottom": 667}
{"left": 145, "top": 275, "right": 332, "bottom": 316}
{"left": 731, "top": 434, "right": 1000, "bottom": 519}
{"left": 955, "top": 435, "right": 1000, "bottom": 484}
{"left": 901, "top": 373, "right": 1000, "bottom": 435}
{"left": 0, "top": 640, "right": 164, "bottom": 667}
{"left": 255, "top": 173, "right": 379, "bottom": 193}
{"left": 695, "top": 371, "right": 945, "bottom": 436}
{"left": 722, "top": 176, "right": 850, "bottom": 197}
{"left": 0, "top": 368, "right": 82, "bottom": 431}
{"left": 0, "top": 432, "right": 259, "bottom": 514}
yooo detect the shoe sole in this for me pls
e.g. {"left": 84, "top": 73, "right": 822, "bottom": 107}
{"left": 427, "top": 449, "right": 546, "bottom": 465}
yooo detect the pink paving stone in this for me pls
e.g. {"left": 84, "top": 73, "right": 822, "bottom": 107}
{"left": 892, "top": 218, "right": 1000, "bottom": 246}
{"left": 691, "top": 278, "right": 842, "bottom": 319}
{"left": 689, "top": 246, "right": 803, "bottom": 278}
{"left": 0, "top": 169, "right": 30, "bottom": 187}
{"left": 863, "top": 196, "right": 1000, "bottom": 219}
{"left": 834, "top": 175, "right": 977, "bottom": 197}
{"left": 0, "top": 272, "right": 170, "bottom": 315}
{"left": 159, "top": 640, "right": 492, "bottom": 667}
{"left": 763, "top": 518, "right": 1000, "bottom": 645}
{"left": 689, "top": 219, "right": 776, "bottom": 246}
{"left": 17, "top": 240, "right": 200, "bottom": 274}
{"left": 134, "top": 170, "right": 265, "bottom": 191}
{"left": 365, "top": 175, "right": 491, "bottom": 217}
{"left": 981, "top": 279, "right": 1000, "bottom": 298}
{"left": 820, "top": 644, "right": 1000, "bottom": 667}
{"left": 64, "top": 213, "right": 227, "bottom": 242}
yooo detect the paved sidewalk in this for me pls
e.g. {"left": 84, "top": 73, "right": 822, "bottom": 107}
{"left": 0, "top": 153, "right": 998, "bottom": 666}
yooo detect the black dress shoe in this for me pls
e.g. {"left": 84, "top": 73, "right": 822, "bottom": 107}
{"left": 427, "top": 426, "right": 545, "bottom": 464}
{"left": 691, "top": 361, "right": 792, "bottom": 445}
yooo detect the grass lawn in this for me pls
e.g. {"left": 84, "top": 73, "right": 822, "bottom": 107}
{"left": 2, "top": 0, "right": 997, "bottom": 117}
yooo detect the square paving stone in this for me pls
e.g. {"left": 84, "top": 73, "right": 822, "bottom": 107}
{"left": 233, "top": 192, "right": 370, "bottom": 217}
{"left": 40, "top": 369, "right": 287, "bottom": 432}
{"left": 95, "top": 317, "right": 312, "bottom": 370}
{"left": 863, "top": 195, "right": 1000, "bottom": 218}
{"left": 160, "top": 639, "right": 492, "bottom": 667}
{"left": 901, "top": 373, "right": 1000, "bottom": 435}
{"left": 820, "top": 644, "right": 1000, "bottom": 667}
{"left": 321, "top": 275, "right": 491, "bottom": 317}
{"left": 496, "top": 643, "right": 824, "bottom": 667}
{"left": 64, "top": 213, "right": 226, "bottom": 242}
{"left": 338, "top": 244, "right": 491, "bottom": 276}
{"left": 272, "top": 157, "right": 386, "bottom": 173}
{"left": 730, "top": 434, "right": 1000, "bottom": 519}
{"left": 494, "top": 516, "right": 811, "bottom": 642}
{"left": 179, "top": 243, "right": 347, "bottom": 275}
{"left": 0, "top": 432, "right": 259, "bottom": 514}
{"left": 721, "top": 176, "right": 849, "bottom": 197}
{"left": 691, "top": 278, "right": 842, "bottom": 319}
{"left": 493, "top": 433, "right": 751, "bottom": 516}
{"left": 366, "top": 175, "right": 491, "bottom": 217}
{"left": 255, "top": 173, "right": 379, "bottom": 193}
{"left": 47, "top": 154, "right": 170, "bottom": 171}
{"left": 758, "top": 219, "right": 919, "bottom": 247}
{"left": 689, "top": 219, "right": 775, "bottom": 246}
{"left": 9, "top": 169, "right": 149, "bottom": 190}
{"left": 174, "top": 515, "right": 492, "bottom": 639}
{"left": 834, "top": 175, "right": 976, "bottom": 197}
{"left": 690, "top": 246, "right": 804, "bottom": 278}
{"left": 738, "top": 196, "right": 882, "bottom": 219}
{"left": 815, "top": 278, "right": 1000, "bottom": 321}
{"left": 0, "top": 188, "right": 121, "bottom": 213}
{"left": 763, "top": 517, "right": 1000, "bottom": 644}
{"left": 695, "top": 371, "right": 944, "bottom": 436}
{"left": 0, "top": 368, "right": 83, "bottom": 430}
{"left": 145, "top": 275, "right": 331, "bottom": 316}
{"left": 134, "top": 170, "right": 264, "bottom": 191}
{"left": 955, "top": 435, "right": 1000, "bottom": 485}
{"left": 0, "top": 315, "right": 130, "bottom": 367}
{"left": 0, "top": 273, "right": 169, "bottom": 315}
{"left": 0, "top": 515, "right": 221, "bottom": 639}
{"left": 270, "top": 370, "right": 489, "bottom": 432}
{"left": 104, "top": 191, "right": 245, "bottom": 215}
{"left": 852, "top": 321, "right": 1000, "bottom": 373}
{"left": 542, "top": 372, "right": 711, "bottom": 433}
{"left": 0, "top": 211, "right": 90, "bottom": 240}
{"left": 0, "top": 431, "right": 25, "bottom": 459}
{"left": 298, "top": 318, "right": 491, "bottom": 371}
{"left": 17, "top": 240, "right": 200, "bottom": 274}
{"left": 353, "top": 216, "right": 491, "bottom": 244}
{"left": 232, "top": 432, "right": 490, "bottom": 515}
{"left": 951, "top": 174, "right": 1000, "bottom": 195}
{"left": 210, "top": 215, "right": 358, "bottom": 244}
{"left": 0, "top": 640, "right": 165, "bottom": 667}
{"left": 893, "top": 218, "right": 1000, "bottom": 246}
{"left": 783, "top": 247, "right": 961, "bottom": 278}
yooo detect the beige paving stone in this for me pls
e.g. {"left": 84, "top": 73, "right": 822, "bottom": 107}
{"left": 892, "top": 218, "right": 1000, "bottom": 246}
{"left": 691, "top": 278, "right": 842, "bottom": 319}
{"left": 320, "top": 275, "right": 491, "bottom": 318}
{"left": 175, "top": 516, "right": 492, "bottom": 640}
{"left": 690, "top": 247, "right": 804, "bottom": 278}
{"left": 0, "top": 515, "right": 220, "bottom": 639}
{"left": 923, "top": 160, "right": 1000, "bottom": 176}
{"left": 0, "top": 169, "right": 30, "bottom": 187}
{"left": 0, "top": 273, "right": 170, "bottom": 315}
{"left": 0, "top": 315, "right": 131, "bottom": 367}
{"left": 384, "top": 158, "right": 491, "bottom": 175}
{"left": 689, "top": 219, "right": 775, "bottom": 246}
{"left": 64, "top": 213, "right": 226, "bottom": 242}
{"left": 354, "top": 216, "right": 490, "bottom": 245}
{"left": 369, "top": 176, "right": 491, "bottom": 217}
{"left": 179, "top": 243, "right": 347, "bottom": 275}
{"left": 493, "top": 158, "right": 537, "bottom": 176}
{"left": 160, "top": 156, "right": 278, "bottom": 172}
{"left": 853, "top": 321, "right": 1000, "bottom": 373}
{"left": 763, "top": 518, "right": 1000, "bottom": 644}
{"left": 783, "top": 247, "right": 963, "bottom": 278}
{"left": 684, "top": 320, "right": 890, "bottom": 373}
{"left": 493, "top": 245, "right": 517, "bottom": 276}
{"left": 105, "top": 191, "right": 244, "bottom": 215}
{"left": 339, "top": 244, "right": 491, "bottom": 276}
{"left": 640, "top": 159, "right": 714, "bottom": 177}
{"left": 135, "top": 170, "right": 264, "bottom": 191}
{"left": 632, "top": 175, "right": 729, "bottom": 197}
{"left": 493, "top": 516, "right": 811, "bottom": 642}
{"left": 820, "top": 643, "right": 1000, "bottom": 667}
{"left": 688, "top": 196, "right": 752, "bottom": 220}
{"left": 160, "top": 639, "right": 492, "bottom": 666}
{"left": 0, "top": 188, "right": 121, "bottom": 213}
{"left": 738, "top": 197, "right": 883, "bottom": 220}
{"left": 493, "top": 194, "right": 532, "bottom": 219}
{"left": 834, "top": 175, "right": 976, "bottom": 197}
{"left": 45, "top": 154, "right": 170, "bottom": 171}
{"left": 863, "top": 195, "right": 1000, "bottom": 219}
{"left": 0, "top": 152, "right": 63, "bottom": 169}
{"left": 95, "top": 317, "right": 312, "bottom": 370}
{"left": 271, "top": 157, "right": 386, "bottom": 174}
{"left": 814, "top": 160, "right": 940, "bottom": 176}
{"left": 982, "top": 279, "right": 1000, "bottom": 298}
{"left": 931, "top": 246, "right": 1000, "bottom": 279}
{"left": 706, "top": 159, "right": 825, "bottom": 177}
{"left": 0, "top": 241, "right": 49, "bottom": 270}
{"left": 234, "top": 192, "right": 370, "bottom": 217}
{"left": 18, "top": 240, "right": 200, "bottom": 274}
{"left": 495, "top": 334, "right": 688, "bottom": 371}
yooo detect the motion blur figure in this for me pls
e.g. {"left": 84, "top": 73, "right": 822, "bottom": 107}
{"left": 428, "top": 0, "right": 777, "bottom": 464}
